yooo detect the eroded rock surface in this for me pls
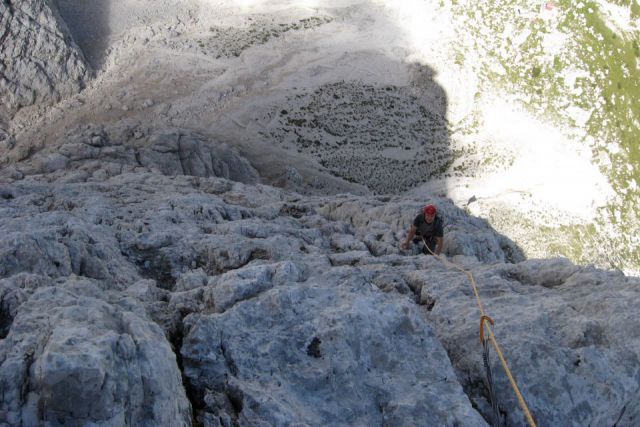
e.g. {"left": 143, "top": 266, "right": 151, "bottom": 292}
{"left": 0, "top": 276, "right": 191, "bottom": 426}
{"left": 1, "top": 0, "right": 637, "bottom": 425}
{"left": 0, "top": 162, "right": 638, "bottom": 426}
{"left": 2, "top": 124, "right": 260, "bottom": 184}
{"left": 260, "top": 81, "right": 450, "bottom": 193}
{"left": 182, "top": 268, "right": 486, "bottom": 426}
{"left": 407, "top": 258, "right": 640, "bottom": 426}
{"left": 0, "top": 0, "right": 91, "bottom": 120}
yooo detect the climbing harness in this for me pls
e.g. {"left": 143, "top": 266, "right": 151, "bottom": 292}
{"left": 421, "top": 237, "right": 537, "bottom": 427}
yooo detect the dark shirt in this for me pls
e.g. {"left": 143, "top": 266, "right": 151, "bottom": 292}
{"left": 413, "top": 214, "right": 443, "bottom": 239}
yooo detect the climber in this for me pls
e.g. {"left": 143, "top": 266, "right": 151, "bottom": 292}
{"left": 401, "top": 204, "right": 443, "bottom": 255}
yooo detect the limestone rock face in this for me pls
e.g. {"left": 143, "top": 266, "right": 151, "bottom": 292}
{"left": 139, "top": 130, "right": 260, "bottom": 183}
{"left": 0, "top": 167, "right": 638, "bottom": 426}
{"left": 0, "top": 213, "right": 138, "bottom": 285}
{"left": 9, "top": 125, "right": 260, "bottom": 184}
{"left": 1, "top": 0, "right": 637, "bottom": 424}
{"left": 407, "top": 258, "right": 640, "bottom": 426}
{"left": 181, "top": 268, "right": 487, "bottom": 427}
{"left": 0, "top": 277, "right": 191, "bottom": 426}
{"left": 0, "top": 0, "right": 91, "bottom": 119}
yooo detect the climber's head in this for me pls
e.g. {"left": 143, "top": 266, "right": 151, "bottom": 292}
{"left": 423, "top": 204, "right": 436, "bottom": 223}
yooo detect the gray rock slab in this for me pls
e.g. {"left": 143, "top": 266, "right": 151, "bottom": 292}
{"left": 0, "top": 172, "right": 637, "bottom": 426}
{"left": 182, "top": 268, "right": 487, "bottom": 426}
{"left": 408, "top": 260, "right": 640, "bottom": 426}
{"left": 0, "top": 0, "right": 91, "bottom": 119}
{"left": 0, "top": 277, "right": 190, "bottom": 426}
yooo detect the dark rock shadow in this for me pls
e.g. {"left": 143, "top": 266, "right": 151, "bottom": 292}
{"left": 52, "top": 0, "right": 111, "bottom": 69}
{"left": 261, "top": 71, "right": 451, "bottom": 195}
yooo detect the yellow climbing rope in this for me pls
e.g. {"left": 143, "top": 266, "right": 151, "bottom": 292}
{"left": 422, "top": 239, "right": 537, "bottom": 427}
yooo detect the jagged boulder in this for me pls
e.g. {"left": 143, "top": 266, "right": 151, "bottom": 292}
{"left": 140, "top": 130, "right": 259, "bottom": 183}
{"left": 0, "top": 214, "right": 138, "bottom": 286}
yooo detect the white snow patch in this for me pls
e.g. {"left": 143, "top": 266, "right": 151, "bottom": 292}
{"left": 595, "top": 0, "right": 639, "bottom": 34}
{"left": 446, "top": 98, "right": 614, "bottom": 224}
{"left": 565, "top": 105, "right": 592, "bottom": 128}
{"left": 541, "top": 30, "right": 568, "bottom": 57}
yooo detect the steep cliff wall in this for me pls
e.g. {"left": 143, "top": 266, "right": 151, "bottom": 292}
{"left": 0, "top": 150, "right": 638, "bottom": 425}
{"left": 1, "top": 1, "right": 638, "bottom": 425}
{"left": 0, "top": 0, "right": 91, "bottom": 121}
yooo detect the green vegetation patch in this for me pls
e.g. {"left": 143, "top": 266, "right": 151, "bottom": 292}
{"left": 450, "top": 0, "right": 640, "bottom": 271}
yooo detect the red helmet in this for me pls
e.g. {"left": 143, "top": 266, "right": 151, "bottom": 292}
{"left": 423, "top": 204, "right": 436, "bottom": 216}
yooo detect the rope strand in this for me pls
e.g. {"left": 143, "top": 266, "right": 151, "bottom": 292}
{"left": 421, "top": 237, "right": 537, "bottom": 427}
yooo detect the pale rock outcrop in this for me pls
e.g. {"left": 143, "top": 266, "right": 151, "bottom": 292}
{"left": 139, "top": 130, "right": 259, "bottom": 183}
{"left": 0, "top": 213, "right": 138, "bottom": 286}
{"left": 0, "top": 0, "right": 91, "bottom": 120}
{"left": 0, "top": 167, "right": 638, "bottom": 426}
{"left": 181, "top": 267, "right": 487, "bottom": 427}
{"left": 314, "top": 195, "right": 525, "bottom": 264}
{"left": 406, "top": 259, "right": 640, "bottom": 426}
{"left": 0, "top": 277, "right": 191, "bottom": 426}
{"left": 0, "top": 123, "right": 14, "bottom": 151}
{"left": 207, "top": 261, "right": 307, "bottom": 313}
{"left": 13, "top": 125, "right": 260, "bottom": 184}
{"left": 0, "top": 273, "right": 44, "bottom": 339}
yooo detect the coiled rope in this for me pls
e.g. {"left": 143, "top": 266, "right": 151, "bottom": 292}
{"left": 422, "top": 238, "right": 537, "bottom": 427}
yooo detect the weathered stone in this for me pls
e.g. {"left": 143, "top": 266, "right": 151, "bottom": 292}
{"left": 0, "top": 277, "right": 191, "bottom": 426}
{"left": 406, "top": 261, "right": 640, "bottom": 426}
{"left": 0, "top": 0, "right": 91, "bottom": 120}
{"left": 0, "top": 171, "right": 636, "bottom": 426}
{"left": 0, "top": 1, "right": 635, "bottom": 425}
{"left": 19, "top": 125, "right": 261, "bottom": 184}
{"left": 139, "top": 130, "right": 260, "bottom": 182}
{"left": 182, "top": 269, "right": 488, "bottom": 426}
{"left": 0, "top": 214, "right": 138, "bottom": 286}
{"left": 330, "top": 233, "right": 369, "bottom": 252}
